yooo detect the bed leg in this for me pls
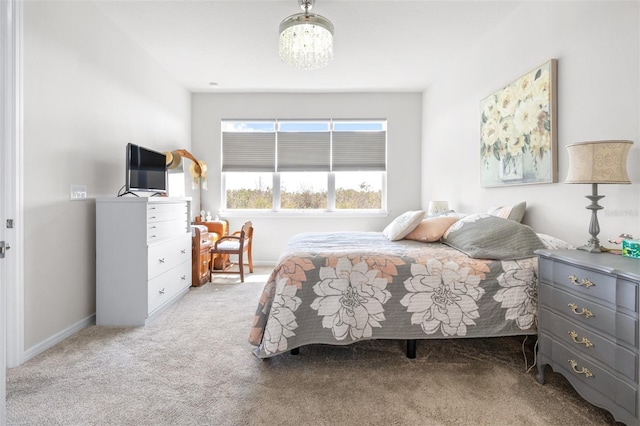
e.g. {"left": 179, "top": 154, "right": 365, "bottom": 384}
{"left": 290, "top": 347, "right": 300, "bottom": 356}
{"left": 406, "top": 340, "right": 416, "bottom": 359}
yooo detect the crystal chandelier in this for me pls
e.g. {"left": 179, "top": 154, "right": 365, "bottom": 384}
{"left": 279, "top": 0, "right": 334, "bottom": 70}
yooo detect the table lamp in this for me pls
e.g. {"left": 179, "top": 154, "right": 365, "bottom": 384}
{"left": 565, "top": 140, "right": 633, "bottom": 253}
{"left": 427, "top": 201, "right": 449, "bottom": 216}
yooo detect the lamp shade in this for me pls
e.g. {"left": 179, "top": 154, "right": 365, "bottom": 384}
{"left": 427, "top": 201, "right": 449, "bottom": 216}
{"left": 565, "top": 140, "right": 632, "bottom": 184}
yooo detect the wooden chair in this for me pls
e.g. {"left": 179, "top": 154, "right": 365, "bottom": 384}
{"left": 209, "top": 221, "right": 253, "bottom": 282}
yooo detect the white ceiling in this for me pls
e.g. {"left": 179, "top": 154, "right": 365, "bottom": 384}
{"left": 92, "top": 0, "right": 527, "bottom": 93}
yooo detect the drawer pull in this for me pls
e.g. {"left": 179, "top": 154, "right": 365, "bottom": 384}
{"left": 159, "top": 288, "right": 165, "bottom": 295}
{"left": 181, "top": 275, "right": 186, "bottom": 280}
{"left": 158, "top": 258, "right": 166, "bottom": 264}
{"left": 568, "top": 331, "right": 594, "bottom": 348}
{"left": 568, "top": 303, "right": 594, "bottom": 318}
{"left": 181, "top": 249, "right": 186, "bottom": 254}
{"left": 568, "top": 275, "right": 594, "bottom": 288}
{"left": 568, "top": 359, "right": 593, "bottom": 378}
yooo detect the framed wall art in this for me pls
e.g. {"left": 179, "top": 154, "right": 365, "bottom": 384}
{"left": 480, "top": 59, "right": 557, "bottom": 187}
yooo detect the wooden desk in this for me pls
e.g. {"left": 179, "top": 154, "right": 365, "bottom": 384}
{"left": 191, "top": 225, "right": 215, "bottom": 287}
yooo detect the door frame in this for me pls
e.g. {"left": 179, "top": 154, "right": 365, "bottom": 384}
{"left": 1, "top": 2, "right": 25, "bottom": 423}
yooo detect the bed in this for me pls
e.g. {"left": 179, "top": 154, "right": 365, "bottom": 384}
{"left": 249, "top": 210, "right": 569, "bottom": 359}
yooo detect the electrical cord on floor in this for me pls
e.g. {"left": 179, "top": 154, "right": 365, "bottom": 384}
{"left": 522, "top": 337, "right": 538, "bottom": 374}
{"left": 529, "top": 339, "right": 539, "bottom": 373}
{"left": 521, "top": 317, "right": 539, "bottom": 374}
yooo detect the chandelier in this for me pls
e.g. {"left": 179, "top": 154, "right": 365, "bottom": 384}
{"left": 279, "top": 0, "right": 334, "bottom": 70}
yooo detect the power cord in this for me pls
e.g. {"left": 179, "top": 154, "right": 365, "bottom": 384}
{"left": 522, "top": 336, "right": 538, "bottom": 373}
{"left": 521, "top": 317, "right": 539, "bottom": 373}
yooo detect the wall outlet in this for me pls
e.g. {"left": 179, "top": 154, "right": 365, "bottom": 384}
{"left": 70, "top": 185, "right": 87, "bottom": 200}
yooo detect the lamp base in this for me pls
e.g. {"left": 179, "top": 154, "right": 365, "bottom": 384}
{"left": 577, "top": 243, "right": 602, "bottom": 253}
{"left": 578, "top": 183, "right": 604, "bottom": 254}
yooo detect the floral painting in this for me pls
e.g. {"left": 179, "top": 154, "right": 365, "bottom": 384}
{"left": 480, "top": 59, "right": 557, "bottom": 187}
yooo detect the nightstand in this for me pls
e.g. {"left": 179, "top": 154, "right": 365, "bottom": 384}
{"left": 536, "top": 249, "right": 640, "bottom": 425}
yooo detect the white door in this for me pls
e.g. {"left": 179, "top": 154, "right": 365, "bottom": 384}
{"left": 0, "top": 135, "right": 6, "bottom": 426}
{"left": 0, "top": 1, "right": 10, "bottom": 423}
{"left": 0, "top": 5, "right": 8, "bottom": 419}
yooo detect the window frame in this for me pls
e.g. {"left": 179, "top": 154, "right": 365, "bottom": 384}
{"left": 220, "top": 119, "right": 388, "bottom": 216}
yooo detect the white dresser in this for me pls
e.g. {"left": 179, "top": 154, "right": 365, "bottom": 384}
{"left": 96, "top": 197, "right": 192, "bottom": 326}
{"left": 536, "top": 249, "right": 640, "bottom": 425}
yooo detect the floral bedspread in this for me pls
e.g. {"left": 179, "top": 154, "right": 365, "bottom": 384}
{"left": 249, "top": 232, "right": 538, "bottom": 358}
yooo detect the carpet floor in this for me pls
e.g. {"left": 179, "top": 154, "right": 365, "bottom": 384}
{"left": 7, "top": 267, "right": 620, "bottom": 425}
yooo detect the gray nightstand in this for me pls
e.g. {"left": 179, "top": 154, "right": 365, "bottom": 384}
{"left": 536, "top": 249, "right": 640, "bottom": 425}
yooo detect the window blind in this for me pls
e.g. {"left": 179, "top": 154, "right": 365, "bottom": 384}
{"left": 222, "top": 121, "right": 386, "bottom": 172}
{"left": 277, "top": 132, "right": 331, "bottom": 172}
{"left": 221, "top": 132, "right": 276, "bottom": 172}
{"left": 332, "top": 131, "right": 386, "bottom": 171}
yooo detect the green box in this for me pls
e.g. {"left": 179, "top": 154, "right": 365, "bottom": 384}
{"left": 622, "top": 239, "right": 640, "bottom": 259}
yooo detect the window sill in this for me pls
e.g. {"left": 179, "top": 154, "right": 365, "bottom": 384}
{"left": 219, "top": 210, "right": 389, "bottom": 219}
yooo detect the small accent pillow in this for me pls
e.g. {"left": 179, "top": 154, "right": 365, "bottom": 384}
{"left": 443, "top": 214, "right": 545, "bottom": 260}
{"left": 487, "top": 201, "right": 526, "bottom": 223}
{"left": 383, "top": 210, "right": 425, "bottom": 241}
{"left": 404, "top": 216, "right": 458, "bottom": 242}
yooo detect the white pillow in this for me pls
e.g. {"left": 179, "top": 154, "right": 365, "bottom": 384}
{"left": 383, "top": 210, "right": 425, "bottom": 241}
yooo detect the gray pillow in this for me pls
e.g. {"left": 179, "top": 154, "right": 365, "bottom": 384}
{"left": 442, "top": 214, "right": 545, "bottom": 260}
{"left": 487, "top": 201, "right": 526, "bottom": 222}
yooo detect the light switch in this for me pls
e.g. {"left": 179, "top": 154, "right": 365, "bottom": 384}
{"left": 70, "top": 185, "right": 87, "bottom": 201}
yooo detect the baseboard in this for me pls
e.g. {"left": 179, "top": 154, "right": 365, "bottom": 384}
{"left": 21, "top": 313, "right": 96, "bottom": 365}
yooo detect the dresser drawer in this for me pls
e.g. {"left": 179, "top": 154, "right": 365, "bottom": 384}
{"left": 540, "top": 334, "right": 637, "bottom": 417}
{"left": 147, "top": 202, "right": 188, "bottom": 223}
{"left": 148, "top": 234, "right": 191, "bottom": 279}
{"left": 540, "top": 308, "right": 637, "bottom": 381}
{"left": 539, "top": 257, "right": 637, "bottom": 312}
{"left": 148, "top": 260, "right": 191, "bottom": 314}
{"left": 147, "top": 218, "right": 189, "bottom": 243}
{"left": 540, "top": 283, "right": 638, "bottom": 348}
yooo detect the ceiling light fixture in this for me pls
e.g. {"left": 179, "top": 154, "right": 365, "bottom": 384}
{"left": 279, "top": 0, "right": 334, "bottom": 70}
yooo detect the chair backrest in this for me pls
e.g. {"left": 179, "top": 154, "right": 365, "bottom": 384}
{"left": 212, "top": 221, "right": 253, "bottom": 255}
{"left": 241, "top": 221, "right": 253, "bottom": 250}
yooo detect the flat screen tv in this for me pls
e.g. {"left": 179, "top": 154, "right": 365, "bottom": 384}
{"left": 125, "top": 143, "right": 167, "bottom": 195}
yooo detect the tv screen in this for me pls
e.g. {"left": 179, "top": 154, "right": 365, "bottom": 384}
{"left": 126, "top": 143, "right": 167, "bottom": 194}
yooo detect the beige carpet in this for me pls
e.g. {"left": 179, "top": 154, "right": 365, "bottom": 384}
{"left": 7, "top": 267, "right": 619, "bottom": 425}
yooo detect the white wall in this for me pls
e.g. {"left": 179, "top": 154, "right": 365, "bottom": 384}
{"left": 23, "top": 1, "right": 191, "bottom": 350}
{"left": 422, "top": 1, "right": 640, "bottom": 246}
{"left": 191, "top": 93, "right": 422, "bottom": 263}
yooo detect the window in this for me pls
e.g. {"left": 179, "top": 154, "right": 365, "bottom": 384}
{"left": 221, "top": 119, "right": 387, "bottom": 212}
{"left": 224, "top": 172, "right": 273, "bottom": 210}
{"left": 335, "top": 171, "right": 383, "bottom": 209}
